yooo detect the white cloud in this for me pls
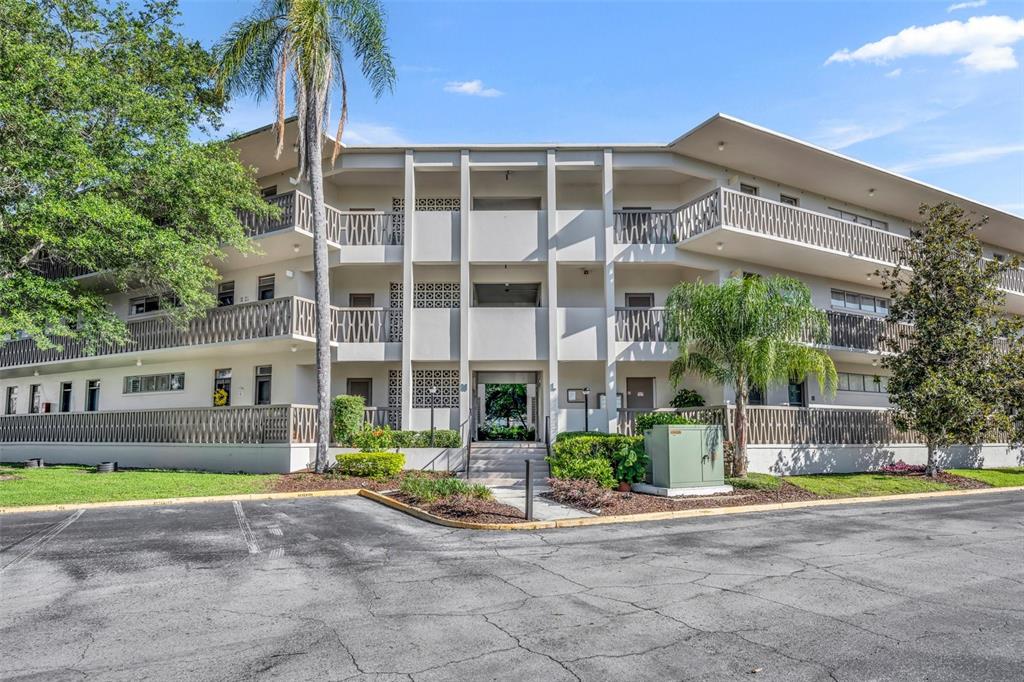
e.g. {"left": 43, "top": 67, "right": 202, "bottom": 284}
{"left": 341, "top": 123, "right": 408, "bottom": 146}
{"left": 885, "top": 68, "right": 903, "bottom": 78}
{"left": 813, "top": 121, "right": 911, "bottom": 149}
{"left": 892, "top": 143, "right": 1024, "bottom": 173}
{"left": 443, "top": 79, "right": 503, "bottom": 97}
{"left": 826, "top": 16, "right": 1024, "bottom": 73}
{"left": 948, "top": 0, "right": 987, "bottom": 12}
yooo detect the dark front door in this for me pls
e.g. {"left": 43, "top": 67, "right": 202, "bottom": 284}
{"left": 788, "top": 379, "right": 807, "bottom": 407}
{"left": 347, "top": 378, "right": 372, "bottom": 406}
{"left": 625, "top": 377, "right": 655, "bottom": 410}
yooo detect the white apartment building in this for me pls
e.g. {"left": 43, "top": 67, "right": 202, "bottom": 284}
{"left": 2, "top": 114, "right": 1022, "bottom": 473}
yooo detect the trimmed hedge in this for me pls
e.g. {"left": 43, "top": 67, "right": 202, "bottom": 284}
{"left": 548, "top": 433, "right": 649, "bottom": 484}
{"left": 390, "top": 429, "right": 461, "bottom": 448}
{"left": 334, "top": 451, "right": 404, "bottom": 479}
{"left": 634, "top": 412, "right": 698, "bottom": 434}
{"left": 548, "top": 456, "right": 616, "bottom": 489}
{"left": 332, "top": 395, "right": 366, "bottom": 445}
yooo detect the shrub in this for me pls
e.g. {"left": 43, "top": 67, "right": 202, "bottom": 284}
{"left": 549, "top": 433, "right": 647, "bottom": 484}
{"left": 548, "top": 456, "right": 616, "bottom": 488}
{"left": 547, "top": 477, "right": 616, "bottom": 510}
{"left": 334, "top": 451, "right": 404, "bottom": 479}
{"left": 478, "top": 424, "right": 535, "bottom": 441}
{"left": 390, "top": 429, "right": 461, "bottom": 448}
{"left": 332, "top": 395, "right": 366, "bottom": 445}
{"left": 669, "top": 388, "right": 706, "bottom": 409}
{"left": 399, "top": 474, "right": 492, "bottom": 503}
{"left": 351, "top": 425, "right": 394, "bottom": 452}
{"left": 555, "top": 430, "right": 612, "bottom": 442}
{"left": 634, "top": 412, "right": 698, "bottom": 434}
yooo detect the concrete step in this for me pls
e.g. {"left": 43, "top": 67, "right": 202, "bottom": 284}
{"left": 468, "top": 453, "right": 548, "bottom": 462}
{"left": 468, "top": 461, "right": 549, "bottom": 473}
{"left": 463, "top": 476, "right": 549, "bottom": 487}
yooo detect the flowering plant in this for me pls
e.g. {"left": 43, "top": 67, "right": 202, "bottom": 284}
{"left": 212, "top": 388, "right": 229, "bottom": 407}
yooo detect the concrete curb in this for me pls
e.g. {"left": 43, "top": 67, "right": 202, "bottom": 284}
{"left": 0, "top": 488, "right": 361, "bottom": 515}
{"left": 3, "top": 483, "right": 1022, "bottom": 529}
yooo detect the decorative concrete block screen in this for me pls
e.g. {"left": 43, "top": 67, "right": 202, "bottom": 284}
{"left": 413, "top": 283, "right": 460, "bottom": 308}
{"left": 412, "top": 369, "right": 459, "bottom": 408}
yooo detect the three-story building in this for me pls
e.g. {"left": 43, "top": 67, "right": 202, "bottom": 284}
{"left": 3, "top": 114, "right": 1022, "bottom": 472}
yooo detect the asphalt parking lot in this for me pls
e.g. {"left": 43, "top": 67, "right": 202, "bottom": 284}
{"left": 2, "top": 492, "right": 1023, "bottom": 681}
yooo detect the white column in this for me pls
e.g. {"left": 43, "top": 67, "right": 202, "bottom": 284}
{"left": 400, "top": 150, "right": 415, "bottom": 428}
{"left": 602, "top": 149, "right": 617, "bottom": 434}
{"left": 458, "top": 150, "right": 472, "bottom": 440}
{"left": 545, "top": 148, "right": 559, "bottom": 442}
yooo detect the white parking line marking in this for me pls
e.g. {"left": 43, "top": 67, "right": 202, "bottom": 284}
{"left": 267, "top": 525, "right": 283, "bottom": 536}
{"left": 1, "top": 510, "right": 84, "bottom": 571}
{"left": 233, "top": 501, "right": 261, "bottom": 555}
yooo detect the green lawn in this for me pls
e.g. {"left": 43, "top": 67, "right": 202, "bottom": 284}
{"left": 784, "top": 473, "right": 953, "bottom": 498}
{"left": 727, "top": 472, "right": 782, "bottom": 491}
{"left": 0, "top": 464, "right": 278, "bottom": 507}
{"left": 947, "top": 467, "right": 1024, "bottom": 488}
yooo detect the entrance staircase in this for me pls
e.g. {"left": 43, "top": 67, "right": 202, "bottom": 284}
{"left": 464, "top": 441, "right": 549, "bottom": 488}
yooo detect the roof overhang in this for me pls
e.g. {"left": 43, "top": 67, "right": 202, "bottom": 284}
{"left": 669, "top": 114, "right": 1024, "bottom": 252}
{"left": 229, "top": 117, "right": 339, "bottom": 178}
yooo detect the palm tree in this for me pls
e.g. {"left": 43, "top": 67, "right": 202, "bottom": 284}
{"left": 214, "top": 0, "right": 396, "bottom": 472}
{"left": 664, "top": 275, "right": 837, "bottom": 477}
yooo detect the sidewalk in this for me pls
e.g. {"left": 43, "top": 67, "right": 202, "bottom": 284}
{"left": 489, "top": 486, "right": 594, "bottom": 521}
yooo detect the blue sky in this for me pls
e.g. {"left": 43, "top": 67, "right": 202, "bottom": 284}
{"left": 172, "top": 0, "right": 1023, "bottom": 215}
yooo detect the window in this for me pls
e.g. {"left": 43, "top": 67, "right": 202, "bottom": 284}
{"left": 29, "top": 384, "right": 41, "bottom": 413}
{"left": 838, "top": 372, "right": 888, "bottom": 393}
{"left": 129, "top": 295, "right": 178, "bottom": 316}
{"left": 60, "top": 382, "right": 72, "bottom": 413}
{"left": 213, "top": 368, "right": 232, "bottom": 406}
{"left": 255, "top": 366, "right": 272, "bottom": 406}
{"left": 257, "top": 274, "right": 275, "bottom": 301}
{"left": 739, "top": 183, "right": 759, "bottom": 196}
{"left": 260, "top": 186, "right": 278, "bottom": 198}
{"left": 5, "top": 386, "right": 17, "bottom": 414}
{"left": 829, "top": 207, "right": 888, "bottom": 231}
{"left": 123, "top": 372, "right": 185, "bottom": 394}
{"left": 748, "top": 386, "right": 764, "bottom": 405}
{"left": 779, "top": 194, "right": 800, "bottom": 206}
{"left": 624, "top": 293, "right": 654, "bottom": 308}
{"left": 349, "top": 293, "right": 375, "bottom": 307}
{"left": 831, "top": 288, "right": 889, "bottom": 315}
{"left": 347, "top": 378, "right": 372, "bottom": 405}
{"left": 85, "top": 380, "right": 100, "bottom": 411}
{"left": 218, "top": 281, "right": 235, "bottom": 307}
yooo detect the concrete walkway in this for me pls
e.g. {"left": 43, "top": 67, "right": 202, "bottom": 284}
{"left": 489, "top": 486, "right": 594, "bottom": 521}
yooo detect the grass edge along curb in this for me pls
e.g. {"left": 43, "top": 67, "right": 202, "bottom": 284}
{"left": 3, "top": 483, "right": 1022, "bottom": 527}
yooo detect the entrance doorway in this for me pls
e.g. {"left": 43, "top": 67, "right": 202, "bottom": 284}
{"left": 473, "top": 371, "right": 540, "bottom": 441}
{"left": 625, "top": 377, "right": 654, "bottom": 410}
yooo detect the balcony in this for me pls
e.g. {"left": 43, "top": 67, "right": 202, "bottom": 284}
{"left": 558, "top": 307, "right": 606, "bottom": 361}
{"left": 0, "top": 297, "right": 317, "bottom": 370}
{"left": 333, "top": 307, "right": 402, "bottom": 361}
{"left": 0, "top": 404, "right": 317, "bottom": 444}
{"left": 412, "top": 210, "right": 459, "bottom": 262}
{"left": 555, "top": 210, "right": 603, "bottom": 261}
{"left": 615, "top": 307, "right": 667, "bottom": 341}
{"left": 815, "top": 310, "right": 910, "bottom": 354}
{"left": 469, "top": 211, "right": 546, "bottom": 262}
{"left": 469, "top": 307, "right": 548, "bottom": 360}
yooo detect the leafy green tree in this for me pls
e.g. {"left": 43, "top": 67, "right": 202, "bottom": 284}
{"left": 215, "top": 0, "right": 396, "bottom": 472}
{"left": 0, "top": 0, "right": 270, "bottom": 354}
{"left": 665, "top": 275, "right": 837, "bottom": 477}
{"left": 880, "top": 202, "right": 1023, "bottom": 476}
{"left": 485, "top": 384, "right": 527, "bottom": 429}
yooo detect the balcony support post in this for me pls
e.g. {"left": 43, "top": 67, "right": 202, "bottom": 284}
{"left": 545, "top": 148, "right": 560, "bottom": 440}
{"left": 602, "top": 148, "right": 618, "bottom": 435}
{"left": 458, "top": 149, "right": 472, "bottom": 442}
{"left": 400, "top": 150, "right": 415, "bottom": 429}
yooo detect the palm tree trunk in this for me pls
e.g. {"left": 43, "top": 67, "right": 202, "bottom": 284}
{"left": 306, "top": 86, "right": 332, "bottom": 473}
{"left": 734, "top": 388, "right": 749, "bottom": 478}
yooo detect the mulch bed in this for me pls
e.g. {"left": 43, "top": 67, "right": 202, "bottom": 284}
{"left": 920, "top": 471, "right": 990, "bottom": 490}
{"left": 545, "top": 480, "right": 818, "bottom": 516}
{"left": 388, "top": 492, "right": 527, "bottom": 524}
{"left": 270, "top": 470, "right": 448, "bottom": 494}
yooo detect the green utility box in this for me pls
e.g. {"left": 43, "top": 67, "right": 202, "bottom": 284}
{"left": 643, "top": 424, "right": 725, "bottom": 490}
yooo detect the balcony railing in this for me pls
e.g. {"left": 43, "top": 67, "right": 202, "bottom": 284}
{"left": 617, "top": 405, "right": 926, "bottom": 444}
{"left": 0, "top": 297, "right": 317, "bottom": 368}
{"left": 239, "top": 191, "right": 403, "bottom": 246}
{"left": 815, "top": 310, "right": 911, "bottom": 353}
{"left": 0, "top": 404, "right": 318, "bottom": 444}
{"left": 615, "top": 307, "right": 667, "bottom": 341}
{"left": 363, "top": 406, "right": 400, "bottom": 429}
{"left": 333, "top": 307, "right": 402, "bottom": 343}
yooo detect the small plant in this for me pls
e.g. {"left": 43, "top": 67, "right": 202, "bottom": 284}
{"left": 634, "top": 412, "right": 698, "bottom": 433}
{"left": 212, "top": 388, "right": 229, "bottom": 407}
{"left": 399, "top": 474, "right": 492, "bottom": 503}
{"left": 351, "top": 425, "right": 394, "bottom": 452}
{"left": 880, "top": 460, "right": 927, "bottom": 475}
{"left": 548, "top": 456, "right": 616, "bottom": 489}
{"left": 547, "top": 477, "right": 616, "bottom": 510}
{"left": 332, "top": 394, "right": 365, "bottom": 445}
{"left": 478, "top": 424, "right": 535, "bottom": 441}
{"left": 334, "top": 451, "right": 404, "bottom": 479}
{"left": 669, "top": 388, "right": 705, "bottom": 409}
{"left": 612, "top": 440, "right": 649, "bottom": 484}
